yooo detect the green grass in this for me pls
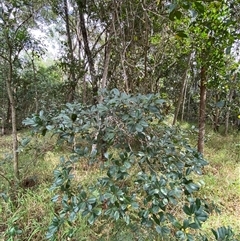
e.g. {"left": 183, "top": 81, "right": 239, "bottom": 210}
{"left": 0, "top": 132, "right": 109, "bottom": 240}
{"left": 0, "top": 127, "right": 240, "bottom": 240}
{"left": 180, "top": 123, "right": 240, "bottom": 237}
{"left": 200, "top": 131, "right": 240, "bottom": 237}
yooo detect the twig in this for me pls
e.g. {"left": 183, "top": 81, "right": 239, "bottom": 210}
{"left": 0, "top": 171, "right": 12, "bottom": 186}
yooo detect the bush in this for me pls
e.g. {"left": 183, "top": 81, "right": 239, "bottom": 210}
{"left": 23, "top": 89, "right": 239, "bottom": 241}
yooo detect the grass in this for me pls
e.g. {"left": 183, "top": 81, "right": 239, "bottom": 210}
{"left": 0, "top": 126, "right": 240, "bottom": 240}
{"left": 200, "top": 132, "right": 240, "bottom": 236}
{"left": 180, "top": 122, "right": 240, "bottom": 238}
{"left": 181, "top": 123, "right": 240, "bottom": 228}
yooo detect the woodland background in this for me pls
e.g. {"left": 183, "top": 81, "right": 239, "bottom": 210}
{"left": 0, "top": 0, "right": 240, "bottom": 240}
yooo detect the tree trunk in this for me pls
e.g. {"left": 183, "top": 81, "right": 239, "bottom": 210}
{"left": 181, "top": 79, "right": 188, "bottom": 122}
{"left": 1, "top": 117, "right": 5, "bottom": 135}
{"left": 77, "top": 0, "right": 98, "bottom": 103}
{"left": 143, "top": 1, "right": 150, "bottom": 92}
{"left": 6, "top": 98, "right": 11, "bottom": 125}
{"left": 29, "top": 53, "right": 38, "bottom": 114}
{"left": 225, "top": 73, "right": 236, "bottom": 135}
{"left": 6, "top": 60, "right": 19, "bottom": 180}
{"left": 198, "top": 66, "right": 207, "bottom": 154}
{"left": 173, "top": 54, "right": 191, "bottom": 125}
{"left": 112, "top": 1, "right": 129, "bottom": 93}
{"left": 225, "top": 91, "right": 234, "bottom": 135}
{"left": 64, "top": 0, "right": 77, "bottom": 102}
{"left": 213, "top": 107, "right": 220, "bottom": 132}
{"left": 101, "top": 27, "right": 112, "bottom": 91}
{"left": 82, "top": 74, "right": 87, "bottom": 104}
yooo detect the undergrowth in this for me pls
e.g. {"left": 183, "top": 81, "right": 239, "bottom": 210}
{"left": 0, "top": 126, "right": 239, "bottom": 240}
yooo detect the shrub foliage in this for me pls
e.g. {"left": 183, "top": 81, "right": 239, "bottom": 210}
{"left": 23, "top": 89, "right": 238, "bottom": 241}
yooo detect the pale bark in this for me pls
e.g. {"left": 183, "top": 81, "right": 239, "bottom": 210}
{"left": 1, "top": 118, "right": 5, "bottom": 135}
{"left": 225, "top": 73, "right": 237, "bottom": 135}
{"left": 64, "top": 0, "right": 77, "bottom": 102}
{"left": 143, "top": 1, "right": 150, "bottom": 90}
{"left": 213, "top": 95, "right": 220, "bottom": 132}
{"left": 198, "top": 66, "right": 207, "bottom": 154}
{"left": 173, "top": 54, "right": 191, "bottom": 125}
{"left": 181, "top": 78, "right": 188, "bottom": 122}
{"left": 101, "top": 45, "right": 111, "bottom": 90}
{"left": 6, "top": 58, "right": 19, "bottom": 180}
{"left": 101, "top": 29, "right": 112, "bottom": 90}
{"left": 28, "top": 52, "right": 38, "bottom": 114}
{"left": 112, "top": 0, "right": 129, "bottom": 93}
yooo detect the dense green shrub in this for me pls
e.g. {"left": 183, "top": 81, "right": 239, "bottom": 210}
{"left": 23, "top": 89, "right": 239, "bottom": 241}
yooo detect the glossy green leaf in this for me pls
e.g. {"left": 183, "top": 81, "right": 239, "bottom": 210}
{"left": 113, "top": 210, "right": 120, "bottom": 220}
{"left": 194, "top": 2, "right": 205, "bottom": 13}
{"left": 189, "top": 222, "right": 200, "bottom": 229}
{"left": 93, "top": 208, "right": 102, "bottom": 216}
{"left": 87, "top": 197, "right": 97, "bottom": 204}
{"left": 176, "top": 31, "right": 188, "bottom": 38}
{"left": 136, "top": 123, "right": 143, "bottom": 132}
{"left": 88, "top": 213, "right": 97, "bottom": 225}
{"left": 183, "top": 205, "right": 193, "bottom": 216}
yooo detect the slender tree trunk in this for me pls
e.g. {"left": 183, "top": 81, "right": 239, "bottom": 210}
{"left": 82, "top": 74, "right": 87, "bottom": 104}
{"left": 173, "top": 54, "right": 191, "bottom": 125}
{"left": 1, "top": 118, "right": 5, "bottom": 135}
{"left": 6, "top": 98, "right": 11, "bottom": 125}
{"left": 225, "top": 91, "right": 234, "bottom": 135}
{"left": 181, "top": 79, "right": 188, "bottom": 122}
{"left": 77, "top": 0, "right": 105, "bottom": 157}
{"left": 101, "top": 44, "right": 111, "bottom": 90}
{"left": 187, "top": 91, "right": 191, "bottom": 121}
{"left": 29, "top": 53, "right": 38, "bottom": 114}
{"left": 143, "top": 1, "right": 150, "bottom": 92}
{"left": 213, "top": 110, "right": 220, "bottom": 132}
{"left": 1, "top": 72, "right": 6, "bottom": 135}
{"left": 198, "top": 66, "right": 207, "bottom": 154}
{"left": 6, "top": 60, "right": 19, "bottom": 180}
{"left": 225, "top": 73, "right": 236, "bottom": 135}
{"left": 64, "top": 0, "right": 77, "bottom": 102}
{"left": 101, "top": 27, "right": 112, "bottom": 91}
{"left": 112, "top": 1, "right": 129, "bottom": 93}
{"left": 119, "top": 46, "right": 129, "bottom": 93}
{"left": 77, "top": 0, "right": 98, "bottom": 103}
{"left": 97, "top": 32, "right": 112, "bottom": 158}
